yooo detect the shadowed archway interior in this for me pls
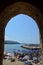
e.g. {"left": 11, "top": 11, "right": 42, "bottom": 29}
{"left": 0, "top": 2, "right": 43, "bottom": 65}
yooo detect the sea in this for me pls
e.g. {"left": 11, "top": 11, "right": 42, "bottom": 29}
{"left": 4, "top": 43, "right": 40, "bottom": 54}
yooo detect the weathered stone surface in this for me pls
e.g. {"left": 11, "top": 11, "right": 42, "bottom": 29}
{"left": 0, "top": 2, "right": 43, "bottom": 65}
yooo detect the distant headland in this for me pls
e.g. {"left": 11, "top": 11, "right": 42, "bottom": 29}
{"left": 4, "top": 40, "right": 20, "bottom": 44}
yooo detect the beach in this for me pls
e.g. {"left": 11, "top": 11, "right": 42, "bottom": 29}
{"left": 3, "top": 59, "right": 23, "bottom": 65}
{"left": 3, "top": 44, "right": 42, "bottom": 65}
{"left": 3, "top": 58, "right": 41, "bottom": 65}
{"left": 3, "top": 52, "right": 42, "bottom": 65}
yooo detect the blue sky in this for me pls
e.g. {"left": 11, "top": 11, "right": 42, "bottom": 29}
{"left": 5, "top": 14, "right": 40, "bottom": 44}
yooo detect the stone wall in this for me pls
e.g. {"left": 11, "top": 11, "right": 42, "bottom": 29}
{"left": 0, "top": 2, "right": 43, "bottom": 65}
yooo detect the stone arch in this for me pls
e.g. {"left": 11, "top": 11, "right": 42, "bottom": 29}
{"left": 0, "top": 2, "right": 43, "bottom": 65}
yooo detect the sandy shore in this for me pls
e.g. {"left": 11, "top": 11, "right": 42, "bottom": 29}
{"left": 3, "top": 59, "right": 24, "bottom": 65}
{"left": 3, "top": 59, "right": 41, "bottom": 65}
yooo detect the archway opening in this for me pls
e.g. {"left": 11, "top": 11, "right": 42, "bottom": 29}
{"left": 3, "top": 14, "right": 41, "bottom": 65}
